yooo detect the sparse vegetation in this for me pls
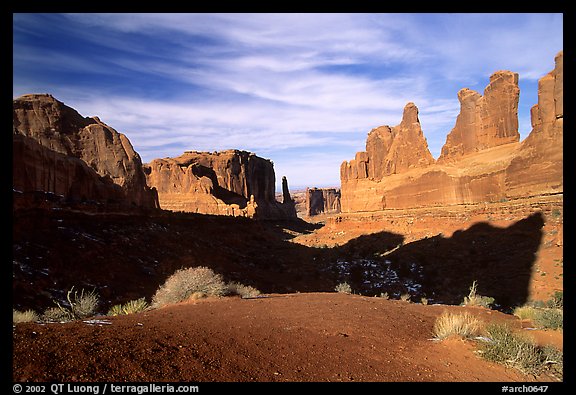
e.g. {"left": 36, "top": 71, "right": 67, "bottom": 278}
{"left": 533, "top": 308, "right": 563, "bottom": 330}
{"left": 546, "top": 291, "right": 563, "bottom": 309}
{"left": 42, "top": 306, "right": 75, "bottom": 323}
{"left": 108, "top": 297, "right": 149, "bottom": 316}
{"left": 379, "top": 292, "right": 389, "bottom": 299}
{"left": 462, "top": 280, "right": 495, "bottom": 308}
{"left": 399, "top": 293, "right": 411, "bottom": 302}
{"left": 478, "top": 323, "right": 562, "bottom": 378}
{"left": 334, "top": 282, "right": 352, "bottom": 294}
{"left": 433, "top": 312, "right": 483, "bottom": 340}
{"left": 226, "top": 282, "right": 261, "bottom": 298}
{"left": 513, "top": 292, "right": 563, "bottom": 331}
{"left": 152, "top": 266, "right": 228, "bottom": 307}
{"left": 42, "top": 287, "right": 100, "bottom": 322}
{"left": 67, "top": 287, "right": 100, "bottom": 319}
{"left": 13, "top": 309, "right": 39, "bottom": 324}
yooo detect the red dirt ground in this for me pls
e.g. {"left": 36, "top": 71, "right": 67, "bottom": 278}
{"left": 13, "top": 293, "right": 561, "bottom": 382}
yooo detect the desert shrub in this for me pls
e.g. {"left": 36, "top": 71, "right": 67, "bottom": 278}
{"left": 379, "top": 292, "right": 389, "bottom": 299}
{"left": 513, "top": 304, "right": 563, "bottom": 330}
{"left": 542, "top": 345, "right": 563, "bottom": 381}
{"left": 13, "top": 309, "right": 39, "bottom": 324}
{"left": 42, "top": 287, "right": 100, "bottom": 322}
{"left": 479, "top": 323, "right": 544, "bottom": 375}
{"left": 546, "top": 291, "right": 563, "bottom": 309}
{"left": 152, "top": 266, "right": 227, "bottom": 307}
{"left": 108, "top": 297, "right": 149, "bottom": 316}
{"left": 42, "top": 306, "right": 75, "bottom": 323}
{"left": 533, "top": 308, "right": 563, "bottom": 330}
{"left": 400, "top": 293, "right": 411, "bottom": 302}
{"left": 433, "top": 312, "right": 483, "bottom": 340}
{"left": 226, "top": 282, "right": 261, "bottom": 298}
{"left": 462, "top": 281, "right": 495, "bottom": 308}
{"left": 334, "top": 282, "right": 352, "bottom": 294}
{"left": 420, "top": 297, "right": 429, "bottom": 305}
{"left": 68, "top": 288, "right": 100, "bottom": 319}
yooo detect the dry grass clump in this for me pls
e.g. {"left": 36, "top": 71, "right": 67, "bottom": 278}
{"left": 13, "top": 309, "right": 39, "bottom": 324}
{"left": 433, "top": 311, "right": 483, "bottom": 340}
{"left": 108, "top": 297, "right": 149, "bottom": 316}
{"left": 68, "top": 288, "right": 100, "bottom": 319}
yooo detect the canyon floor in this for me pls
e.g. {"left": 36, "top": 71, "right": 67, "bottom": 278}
{"left": 13, "top": 293, "right": 562, "bottom": 382}
{"left": 12, "top": 193, "right": 563, "bottom": 382}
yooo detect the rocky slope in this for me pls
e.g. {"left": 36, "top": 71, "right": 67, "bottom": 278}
{"left": 340, "top": 51, "right": 563, "bottom": 213}
{"left": 13, "top": 94, "right": 158, "bottom": 210}
{"left": 144, "top": 150, "right": 296, "bottom": 219}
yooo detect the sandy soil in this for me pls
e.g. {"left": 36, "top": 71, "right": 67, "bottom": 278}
{"left": 12, "top": 293, "right": 561, "bottom": 382}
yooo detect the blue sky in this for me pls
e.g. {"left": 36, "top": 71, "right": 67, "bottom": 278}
{"left": 13, "top": 13, "right": 563, "bottom": 190}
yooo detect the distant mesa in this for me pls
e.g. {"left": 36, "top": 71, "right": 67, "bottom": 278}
{"left": 13, "top": 93, "right": 159, "bottom": 210}
{"left": 340, "top": 51, "right": 563, "bottom": 213}
{"left": 143, "top": 150, "right": 297, "bottom": 219}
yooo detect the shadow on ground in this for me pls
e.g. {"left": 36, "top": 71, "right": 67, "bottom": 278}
{"left": 13, "top": 205, "right": 543, "bottom": 313}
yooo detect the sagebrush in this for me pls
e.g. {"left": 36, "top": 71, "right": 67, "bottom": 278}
{"left": 152, "top": 266, "right": 228, "bottom": 307}
{"left": 479, "top": 323, "right": 562, "bottom": 377}
{"left": 226, "top": 282, "right": 261, "bottom": 298}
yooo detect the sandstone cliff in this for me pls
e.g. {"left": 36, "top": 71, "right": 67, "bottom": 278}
{"left": 13, "top": 94, "right": 158, "bottom": 210}
{"left": 341, "top": 102, "right": 434, "bottom": 183}
{"left": 438, "top": 71, "right": 520, "bottom": 163}
{"left": 144, "top": 150, "right": 296, "bottom": 219}
{"left": 305, "top": 188, "right": 341, "bottom": 216}
{"left": 505, "top": 51, "right": 563, "bottom": 197}
{"left": 340, "top": 51, "right": 562, "bottom": 213}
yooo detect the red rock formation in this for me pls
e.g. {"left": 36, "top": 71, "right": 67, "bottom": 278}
{"left": 144, "top": 150, "right": 296, "bottom": 219}
{"left": 438, "top": 71, "right": 520, "bottom": 162}
{"left": 305, "top": 188, "right": 341, "bottom": 216}
{"left": 340, "top": 52, "right": 562, "bottom": 213}
{"left": 13, "top": 94, "right": 158, "bottom": 209}
{"left": 341, "top": 102, "right": 434, "bottom": 182}
{"left": 505, "top": 51, "right": 563, "bottom": 197}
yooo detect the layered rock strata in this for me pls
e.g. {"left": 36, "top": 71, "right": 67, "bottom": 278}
{"left": 144, "top": 150, "right": 296, "bottom": 219}
{"left": 13, "top": 94, "right": 158, "bottom": 209}
{"left": 340, "top": 51, "right": 563, "bottom": 213}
